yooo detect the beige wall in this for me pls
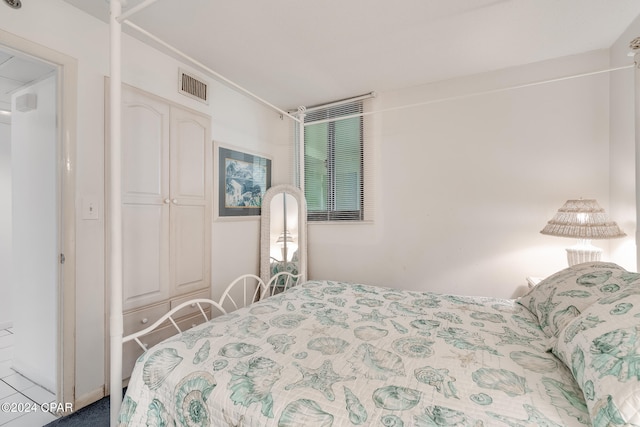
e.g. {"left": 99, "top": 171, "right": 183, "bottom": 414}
{"left": 308, "top": 49, "right": 621, "bottom": 298}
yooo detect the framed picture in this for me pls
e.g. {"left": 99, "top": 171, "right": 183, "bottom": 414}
{"left": 218, "top": 146, "right": 271, "bottom": 217}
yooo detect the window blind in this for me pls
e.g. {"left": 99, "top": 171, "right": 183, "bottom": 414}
{"left": 303, "top": 101, "right": 370, "bottom": 221}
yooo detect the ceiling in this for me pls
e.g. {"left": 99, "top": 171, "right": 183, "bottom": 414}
{"left": 55, "top": 0, "right": 640, "bottom": 109}
{"left": 0, "top": 49, "right": 55, "bottom": 123}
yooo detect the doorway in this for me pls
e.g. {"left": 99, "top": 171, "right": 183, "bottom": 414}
{"left": 1, "top": 47, "right": 58, "bottom": 393}
{"left": 0, "top": 29, "right": 77, "bottom": 408}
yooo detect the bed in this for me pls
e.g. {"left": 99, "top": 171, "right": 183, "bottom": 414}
{"left": 116, "top": 261, "right": 640, "bottom": 426}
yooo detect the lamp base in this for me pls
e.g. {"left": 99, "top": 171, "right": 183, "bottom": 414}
{"left": 566, "top": 240, "right": 602, "bottom": 266}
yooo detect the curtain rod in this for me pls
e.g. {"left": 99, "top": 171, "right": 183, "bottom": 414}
{"left": 122, "top": 20, "right": 302, "bottom": 123}
{"left": 296, "top": 92, "right": 377, "bottom": 114}
{"left": 304, "top": 64, "right": 634, "bottom": 127}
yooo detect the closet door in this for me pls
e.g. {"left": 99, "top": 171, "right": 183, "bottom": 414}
{"left": 121, "top": 88, "right": 171, "bottom": 310}
{"left": 169, "top": 106, "right": 211, "bottom": 296}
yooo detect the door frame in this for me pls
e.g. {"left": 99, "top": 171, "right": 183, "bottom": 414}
{"left": 0, "top": 29, "right": 77, "bottom": 407}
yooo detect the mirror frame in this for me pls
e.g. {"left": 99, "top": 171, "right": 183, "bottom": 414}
{"left": 260, "top": 184, "right": 307, "bottom": 285}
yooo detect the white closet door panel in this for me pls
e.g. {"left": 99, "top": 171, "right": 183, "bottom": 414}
{"left": 122, "top": 88, "right": 170, "bottom": 204}
{"left": 168, "top": 105, "right": 211, "bottom": 296}
{"left": 170, "top": 106, "right": 210, "bottom": 203}
{"left": 122, "top": 204, "right": 170, "bottom": 310}
{"left": 171, "top": 204, "right": 209, "bottom": 295}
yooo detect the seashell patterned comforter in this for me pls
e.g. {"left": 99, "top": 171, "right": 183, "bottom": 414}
{"left": 119, "top": 280, "right": 589, "bottom": 426}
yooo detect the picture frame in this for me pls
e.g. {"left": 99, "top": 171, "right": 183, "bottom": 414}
{"left": 218, "top": 146, "right": 271, "bottom": 217}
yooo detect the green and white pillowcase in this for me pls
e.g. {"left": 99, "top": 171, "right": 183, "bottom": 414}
{"left": 517, "top": 262, "right": 639, "bottom": 346}
{"left": 553, "top": 292, "right": 640, "bottom": 426}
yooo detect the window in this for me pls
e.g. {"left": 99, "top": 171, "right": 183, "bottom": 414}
{"left": 304, "top": 101, "right": 364, "bottom": 221}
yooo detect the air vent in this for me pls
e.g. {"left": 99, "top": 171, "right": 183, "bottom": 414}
{"left": 178, "top": 69, "right": 209, "bottom": 104}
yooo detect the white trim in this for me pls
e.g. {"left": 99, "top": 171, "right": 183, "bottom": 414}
{"left": 75, "top": 387, "right": 106, "bottom": 412}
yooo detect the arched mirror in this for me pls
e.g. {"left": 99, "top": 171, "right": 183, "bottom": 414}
{"left": 260, "top": 184, "right": 307, "bottom": 290}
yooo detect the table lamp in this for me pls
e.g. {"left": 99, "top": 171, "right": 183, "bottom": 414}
{"left": 540, "top": 199, "right": 626, "bottom": 266}
{"left": 277, "top": 230, "right": 296, "bottom": 262}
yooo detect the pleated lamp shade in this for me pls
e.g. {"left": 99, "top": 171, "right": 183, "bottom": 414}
{"left": 540, "top": 199, "right": 626, "bottom": 266}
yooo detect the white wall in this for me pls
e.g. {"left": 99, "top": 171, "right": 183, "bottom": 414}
{"left": 0, "top": 0, "right": 288, "bottom": 403}
{"left": 11, "top": 76, "right": 58, "bottom": 392}
{"left": 210, "top": 83, "right": 293, "bottom": 299}
{"left": 0, "top": 121, "right": 11, "bottom": 329}
{"left": 309, "top": 50, "right": 616, "bottom": 298}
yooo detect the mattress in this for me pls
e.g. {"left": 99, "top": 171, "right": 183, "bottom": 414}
{"left": 118, "top": 278, "right": 591, "bottom": 426}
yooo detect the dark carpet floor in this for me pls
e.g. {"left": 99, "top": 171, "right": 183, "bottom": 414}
{"left": 43, "top": 391, "right": 122, "bottom": 427}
